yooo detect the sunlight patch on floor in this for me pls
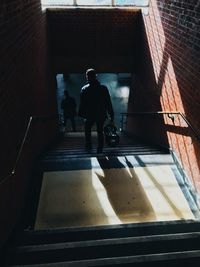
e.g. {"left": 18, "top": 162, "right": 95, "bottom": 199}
{"left": 35, "top": 165, "right": 194, "bottom": 229}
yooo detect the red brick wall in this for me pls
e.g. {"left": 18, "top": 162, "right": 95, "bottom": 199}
{"left": 0, "top": 1, "right": 58, "bottom": 247}
{"left": 47, "top": 8, "right": 140, "bottom": 73}
{"left": 128, "top": 1, "right": 200, "bottom": 192}
{"left": 1, "top": 0, "right": 51, "bottom": 178}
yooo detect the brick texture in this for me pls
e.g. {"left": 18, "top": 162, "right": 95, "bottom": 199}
{"left": 0, "top": 0, "right": 50, "bottom": 177}
{"left": 128, "top": 0, "right": 200, "bottom": 193}
{"left": 1, "top": 0, "right": 200, "bottom": 248}
{"left": 0, "top": 0, "right": 57, "bottom": 248}
{"left": 47, "top": 8, "right": 140, "bottom": 73}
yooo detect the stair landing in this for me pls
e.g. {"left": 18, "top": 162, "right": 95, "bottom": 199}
{"left": 33, "top": 132, "right": 198, "bottom": 230}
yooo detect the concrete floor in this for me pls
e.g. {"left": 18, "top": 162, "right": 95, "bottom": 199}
{"left": 35, "top": 160, "right": 195, "bottom": 229}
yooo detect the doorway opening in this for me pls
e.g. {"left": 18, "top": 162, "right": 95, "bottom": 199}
{"left": 56, "top": 73, "right": 131, "bottom": 132}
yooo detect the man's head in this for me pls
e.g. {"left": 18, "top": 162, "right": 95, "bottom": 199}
{"left": 86, "top": 68, "right": 97, "bottom": 83}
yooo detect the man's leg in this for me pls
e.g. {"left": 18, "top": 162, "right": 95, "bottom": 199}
{"left": 63, "top": 115, "right": 66, "bottom": 126}
{"left": 96, "top": 120, "right": 105, "bottom": 153}
{"left": 71, "top": 117, "right": 76, "bottom": 132}
{"left": 63, "top": 115, "right": 67, "bottom": 132}
{"left": 85, "top": 119, "right": 93, "bottom": 150}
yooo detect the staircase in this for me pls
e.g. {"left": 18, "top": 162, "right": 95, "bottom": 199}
{"left": 5, "top": 221, "right": 200, "bottom": 266}
{"left": 4, "top": 132, "right": 200, "bottom": 266}
{"left": 43, "top": 132, "right": 169, "bottom": 158}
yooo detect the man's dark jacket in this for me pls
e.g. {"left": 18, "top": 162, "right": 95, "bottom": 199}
{"left": 79, "top": 80, "right": 114, "bottom": 121}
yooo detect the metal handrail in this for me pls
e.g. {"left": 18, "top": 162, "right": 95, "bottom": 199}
{"left": 121, "top": 111, "right": 200, "bottom": 142}
{"left": 0, "top": 115, "right": 58, "bottom": 185}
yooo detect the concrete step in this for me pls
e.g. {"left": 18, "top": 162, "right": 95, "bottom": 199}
{"left": 8, "top": 230, "right": 200, "bottom": 265}
{"left": 15, "top": 220, "right": 200, "bottom": 246}
{"left": 9, "top": 250, "right": 200, "bottom": 267}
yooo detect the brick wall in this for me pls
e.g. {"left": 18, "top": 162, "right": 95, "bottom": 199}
{"left": 128, "top": 0, "right": 200, "bottom": 192}
{"left": 47, "top": 8, "right": 140, "bottom": 73}
{"left": 0, "top": 1, "right": 58, "bottom": 247}
{"left": 1, "top": 0, "right": 50, "bottom": 178}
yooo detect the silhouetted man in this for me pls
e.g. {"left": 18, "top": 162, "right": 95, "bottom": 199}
{"left": 79, "top": 68, "right": 114, "bottom": 153}
{"left": 61, "top": 90, "right": 77, "bottom": 132}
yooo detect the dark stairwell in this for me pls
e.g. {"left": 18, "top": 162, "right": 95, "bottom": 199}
{"left": 3, "top": 129, "right": 200, "bottom": 266}
{"left": 1, "top": 1, "right": 200, "bottom": 266}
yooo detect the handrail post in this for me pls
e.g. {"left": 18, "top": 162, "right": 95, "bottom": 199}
{"left": 0, "top": 114, "right": 59, "bottom": 184}
{"left": 121, "top": 113, "right": 124, "bottom": 132}
{"left": 120, "top": 111, "right": 200, "bottom": 142}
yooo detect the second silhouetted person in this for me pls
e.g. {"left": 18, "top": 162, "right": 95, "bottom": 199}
{"left": 61, "top": 90, "right": 77, "bottom": 132}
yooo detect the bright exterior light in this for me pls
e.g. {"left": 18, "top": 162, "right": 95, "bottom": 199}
{"left": 120, "top": 86, "right": 130, "bottom": 98}
{"left": 77, "top": 0, "right": 111, "bottom": 5}
{"left": 42, "top": 0, "right": 73, "bottom": 5}
{"left": 41, "top": 0, "right": 149, "bottom": 6}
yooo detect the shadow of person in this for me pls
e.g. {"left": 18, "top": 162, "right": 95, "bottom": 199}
{"left": 96, "top": 157, "right": 156, "bottom": 223}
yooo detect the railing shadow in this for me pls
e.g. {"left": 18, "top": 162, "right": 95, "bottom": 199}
{"left": 96, "top": 156, "right": 156, "bottom": 223}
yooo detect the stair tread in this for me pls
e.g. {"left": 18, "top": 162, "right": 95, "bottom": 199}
{"left": 17, "top": 220, "right": 200, "bottom": 245}
{"left": 14, "top": 232, "right": 200, "bottom": 253}
{"left": 9, "top": 250, "right": 200, "bottom": 267}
